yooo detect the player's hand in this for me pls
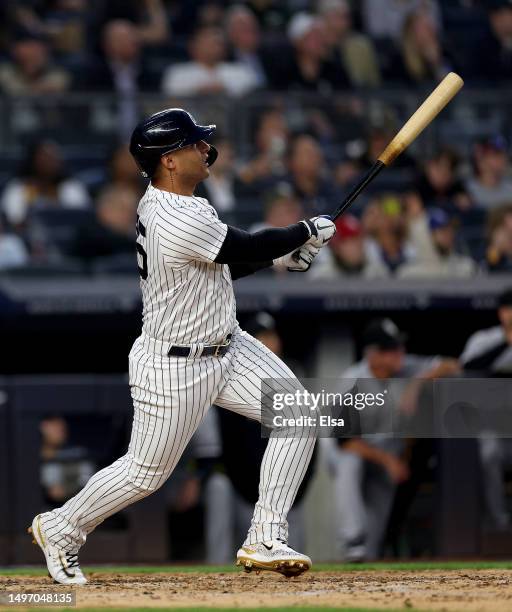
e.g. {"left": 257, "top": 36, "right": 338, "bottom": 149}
{"left": 301, "top": 215, "right": 336, "bottom": 247}
{"left": 274, "top": 244, "right": 320, "bottom": 272}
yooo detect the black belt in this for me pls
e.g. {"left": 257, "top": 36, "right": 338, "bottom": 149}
{"left": 167, "top": 334, "right": 232, "bottom": 358}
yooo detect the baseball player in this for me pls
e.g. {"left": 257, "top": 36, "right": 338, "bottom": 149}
{"left": 29, "top": 108, "right": 336, "bottom": 584}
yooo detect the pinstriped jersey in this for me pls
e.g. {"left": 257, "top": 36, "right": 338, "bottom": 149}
{"left": 135, "top": 183, "right": 236, "bottom": 345}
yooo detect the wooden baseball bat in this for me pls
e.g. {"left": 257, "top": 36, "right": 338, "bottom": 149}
{"left": 331, "top": 72, "right": 464, "bottom": 220}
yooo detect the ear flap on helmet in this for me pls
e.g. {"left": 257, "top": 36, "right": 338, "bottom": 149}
{"left": 206, "top": 145, "right": 218, "bottom": 167}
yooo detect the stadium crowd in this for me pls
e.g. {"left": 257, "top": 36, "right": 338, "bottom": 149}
{"left": 0, "top": 0, "right": 512, "bottom": 277}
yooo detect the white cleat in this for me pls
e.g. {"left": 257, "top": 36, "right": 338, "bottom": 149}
{"left": 28, "top": 514, "right": 87, "bottom": 585}
{"left": 236, "top": 539, "right": 312, "bottom": 577}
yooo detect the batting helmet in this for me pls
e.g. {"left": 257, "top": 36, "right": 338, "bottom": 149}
{"left": 129, "top": 108, "right": 218, "bottom": 178}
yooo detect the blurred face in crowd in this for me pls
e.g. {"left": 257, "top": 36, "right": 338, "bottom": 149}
{"left": 432, "top": 224, "right": 455, "bottom": 256}
{"left": 31, "top": 142, "right": 64, "bottom": 181}
{"left": 294, "top": 20, "right": 328, "bottom": 61}
{"left": 190, "top": 28, "right": 226, "bottom": 66}
{"left": 289, "top": 135, "right": 324, "bottom": 181}
{"left": 331, "top": 235, "right": 365, "bottom": 269}
{"left": 97, "top": 186, "right": 138, "bottom": 235}
{"left": 366, "top": 346, "right": 405, "bottom": 379}
{"left": 475, "top": 144, "right": 509, "bottom": 180}
{"left": 490, "top": 8, "right": 512, "bottom": 41}
{"left": 490, "top": 211, "right": 512, "bottom": 258}
{"left": 13, "top": 39, "right": 50, "bottom": 77}
{"left": 256, "top": 329, "right": 282, "bottom": 356}
{"left": 40, "top": 417, "right": 68, "bottom": 449}
{"left": 265, "top": 195, "right": 303, "bottom": 227}
{"left": 210, "top": 140, "right": 234, "bottom": 175}
{"left": 103, "top": 20, "right": 140, "bottom": 64}
{"left": 110, "top": 145, "right": 141, "bottom": 186}
{"left": 256, "top": 110, "right": 288, "bottom": 155}
{"left": 425, "top": 153, "right": 455, "bottom": 192}
{"left": 227, "top": 9, "right": 261, "bottom": 52}
{"left": 321, "top": 0, "right": 352, "bottom": 45}
{"left": 407, "top": 10, "right": 438, "bottom": 48}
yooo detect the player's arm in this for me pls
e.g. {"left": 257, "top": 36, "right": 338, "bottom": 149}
{"left": 215, "top": 217, "right": 335, "bottom": 274}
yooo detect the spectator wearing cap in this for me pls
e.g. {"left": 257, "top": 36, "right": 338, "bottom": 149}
{"left": 398, "top": 200, "right": 476, "bottom": 278}
{"left": 310, "top": 214, "right": 388, "bottom": 279}
{"left": 461, "top": 287, "right": 512, "bottom": 529}
{"left": 485, "top": 204, "right": 512, "bottom": 272}
{"left": 161, "top": 26, "right": 259, "bottom": 97}
{"left": 465, "top": 136, "right": 512, "bottom": 210}
{"left": 279, "top": 13, "right": 349, "bottom": 93}
{"left": 319, "top": 0, "right": 381, "bottom": 88}
{"left": 328, "top": 318, "right": 459, "bottom": 561}
{"left": 472, "top": 0, "right": 512, "bottom": 83}
{"left": 0, "top": 33, "right": 70, "bottom": 94}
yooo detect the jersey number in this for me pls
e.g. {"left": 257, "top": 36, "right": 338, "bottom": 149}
{"left": 136, "top": 216, "right": 148, "bottom": 280}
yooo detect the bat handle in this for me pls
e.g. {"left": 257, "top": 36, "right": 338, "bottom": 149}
{"left": 330, "top": 161, "right": 386, "bottom": 221}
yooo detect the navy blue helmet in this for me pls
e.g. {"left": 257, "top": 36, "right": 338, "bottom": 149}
{"left": 129, "top": 108, "right": 218, "bottom": 178}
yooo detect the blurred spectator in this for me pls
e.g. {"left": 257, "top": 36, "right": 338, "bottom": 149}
{"left": 225, "top": 5, "right": 270, "bottom": 88}
{"left": 319, "top": 0, "right": 381, "bottom": 88}
{"left": 0, "top": 218, "right": 29, "bottom": 269}
{"left": 282, "top": 13, "right": 349, "bottom": 92}
{"left": 249, "top": 187, "right": 304, "bottom": 232}
{"left": 0, "top": 33, "right": 70, "bottom": 94}
{"left": 90, "top": 0, "right": 168, "bottom": 46}
{"left": 105, "top": 144, "right": 145, "bottom": 197}
{"left": 12, "top": 0, "right": 88, "bottom": 59}
{"left": 87, "top": 20, "right": 157, "bottom": 92}
{"left": 362, "top": 196, "right": 415, "bottom": 273}
{"left": 238, "top": 109, "right": 289, "bottom": 190}
{"left": 40, "top": 415, "right": 95, "bottom": 505}
{"left": 473, "top": 0, "right": 512, "bottom": 83}
{"left": 461, "top": 287, "right": 512, "bottom": 528}
{"left": 71, "top": 185, "right": 137, "bottom": 261}
{"left": 362, "top": 0, "right": 441, "bottom": 41}
{"left": 161, "top": 26, "right": 259, "bottom": 97}
{"left": 329, "top": 317, "right": 458, "bottom": 560}
{"left": 389, "top": 9, "right": 452, "bottom": 84}
{"left": 244, "top": 0, "right": 289, "bottom": 31}
{"left": 1, "top": 140, "right": 89, "bottom": 227}
{"left": 485, "top": 204, "right": 512, "bottom": 272}
{"left": 310, "top": 214, "right": 389, "bottom": 279}
{"left": 414, "top": 147, "right": 472, "bottom": 212}
{"left": 86, "top": 20, "right": 158, "bottom": 139}
{"left": 286, "top": 133, "right": 339, "bottom": 215}
{"left": 398, "top": 202, "right": 476, "bottom": 278}
{"left": 195, "top": 138, "right": 246, "bottom": 213}
{"left": 465, "top": 135, "right": 512, "bottom": 209}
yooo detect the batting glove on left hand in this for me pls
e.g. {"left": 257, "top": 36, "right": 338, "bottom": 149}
{"left": 274, "top": 243, "right": 321, "bottom": 272}
{"left": 301, "top": 215, "right": 336, "bottom": 248}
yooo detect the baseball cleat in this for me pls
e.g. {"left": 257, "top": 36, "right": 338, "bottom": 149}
{"left": 28, "top": 514, "right": 87, "bottom": 585}
{"left": 236, "top": 539, "right": 312, "bottom": 577}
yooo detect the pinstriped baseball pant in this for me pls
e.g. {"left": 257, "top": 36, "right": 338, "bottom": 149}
{"left": 41, "top": 329, "right": 316, "bottom": 553}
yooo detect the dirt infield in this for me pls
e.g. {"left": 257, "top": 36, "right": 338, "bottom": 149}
{"left": 2, "top": 569, "right": 512, "bottom": 611}
{"left": 0, "top": 569, "right": 512, "bottom": 612}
